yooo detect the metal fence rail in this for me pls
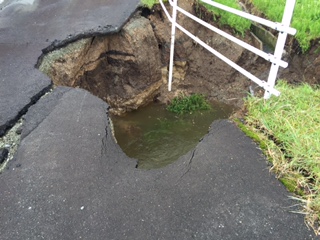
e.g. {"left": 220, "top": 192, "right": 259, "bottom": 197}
{"left": 159, "top": 0, "right": 296, "bottom": 99}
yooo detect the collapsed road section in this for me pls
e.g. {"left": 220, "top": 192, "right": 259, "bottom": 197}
{"left": 0, "top": 1, "right": 316, "bottom": 239}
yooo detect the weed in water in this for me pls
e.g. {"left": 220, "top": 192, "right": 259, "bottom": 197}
{"left": 167, "top": 93, "right": 211, "bottom": 115}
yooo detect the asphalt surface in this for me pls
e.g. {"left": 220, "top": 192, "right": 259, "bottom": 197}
{"left": 0, "top": 1, "right": 317, "bottom": 239}
{"left": 0, "top": 0, "right": 140, "bottom": 135}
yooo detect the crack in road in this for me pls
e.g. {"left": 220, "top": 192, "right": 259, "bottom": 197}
{"left": 176, "top": 147, "right": 197, "bottom": 184}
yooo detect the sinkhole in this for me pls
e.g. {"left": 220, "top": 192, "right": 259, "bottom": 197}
{"left": 38, "top": 5, "right": 258, "bottom": 169}
{"left": 111, "top": 100, "right": 234, "bottom": 169}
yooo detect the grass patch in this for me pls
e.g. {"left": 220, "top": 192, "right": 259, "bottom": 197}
{"left": 279, "top": 177, "right": 304, "bottom": 196}
{"left": 251, "top": 0, "right": 320, "bottom": 52}
{"left": 199, "top": 0, "right": 251, "bottom": 35}
{"left": 140, "top": 0, "right": 167, "bottom": 9}
{"left": 242, "top": 80, "right": 320, "bottom": 233}
{"left": 167, "top": 93, "right": 211, "bottom": 114}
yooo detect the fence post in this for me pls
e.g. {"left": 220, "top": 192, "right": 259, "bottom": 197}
{"left": 168, "top": 0, "right": 178, "bottom": 91}
{"left": 264, "top": 0, "right": 296, "bottom": 99}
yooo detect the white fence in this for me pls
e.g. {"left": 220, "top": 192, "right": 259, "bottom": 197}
{"left": 159, "top": 0, "right": 296, "bottom": 99}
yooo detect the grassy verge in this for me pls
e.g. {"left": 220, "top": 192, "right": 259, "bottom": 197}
{"left": 199, "top": 0, "right": 251, "bottom": 35}
{"left": 252, "top": 0, "right": 320, "bottom": 52}
{"left": 239, "top": 80, "right": 320, "bottom": 233}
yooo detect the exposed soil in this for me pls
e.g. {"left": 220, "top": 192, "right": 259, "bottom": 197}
{"left": 39, "top": 0, "right": 320, "bottom": 115}
{"left": 280, "top": 42, "right": 320, "bottom": 85}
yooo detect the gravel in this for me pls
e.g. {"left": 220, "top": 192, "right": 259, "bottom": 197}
{"left": 0, "top": 118, "right": 23, "bottom": 172}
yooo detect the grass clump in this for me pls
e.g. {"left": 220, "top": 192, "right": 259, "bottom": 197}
{"left": 242, "top": 80, "right": 320, "bottom": 232}
{"left": 167, "top": 93, "right": 211, "bottom": 114}
{"left": 251, "top": 0, "right": 320, "bottom": 52}
{"left": 199, "top": 0, "right": 251, "bottom": 36}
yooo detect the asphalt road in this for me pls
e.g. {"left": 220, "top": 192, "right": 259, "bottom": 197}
{"left": 0, "top": 1, "right": 317, "bottom": 239}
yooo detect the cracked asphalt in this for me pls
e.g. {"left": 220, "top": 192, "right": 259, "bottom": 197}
{"left": 0, "top": 1, "right": 317, "bottom": 239}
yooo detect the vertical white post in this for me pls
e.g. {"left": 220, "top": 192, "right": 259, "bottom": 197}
{"left": 264, "top": 0, "right": 296, "bottom": 99}
{"left": 168, "top": 0, "right": 178, "bottom": 91}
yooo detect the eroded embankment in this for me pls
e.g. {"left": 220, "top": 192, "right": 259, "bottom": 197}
{"left": 38, "top": 1, "right": 263, "bottom": 115}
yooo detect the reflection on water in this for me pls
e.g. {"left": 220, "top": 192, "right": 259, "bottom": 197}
{"left": 111, "top": 101, "right": 234, "bottom": 169}
{"left": 0, "top": 0, "right": 36, "bottom": 10}
{"left": 2, "top": 0, "right": 35, "bottom": 5}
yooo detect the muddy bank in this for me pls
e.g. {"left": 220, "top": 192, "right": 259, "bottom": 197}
{"left": 39, "top": 16, "right": 163, "bottom": 116}
{"left": 39, "top": 0, "right": 320, "bottom": 115}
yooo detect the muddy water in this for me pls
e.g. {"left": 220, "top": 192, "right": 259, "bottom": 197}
{"left": 111, "top": 101, "right": 234, "bottom": 169}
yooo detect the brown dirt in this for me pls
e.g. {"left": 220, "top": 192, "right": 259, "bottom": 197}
{"left": 279, "top": 42, "right": 320, "bottom": 85}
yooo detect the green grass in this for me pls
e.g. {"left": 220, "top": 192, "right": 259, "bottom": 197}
{"left": 167, "top": 93, "right": 211, "bottom": 114}
{"left": 141, "top": 0, "right": 251, "bottom": 35}
{"left": 252, "top": 0, "right": 320, "bottom": 52}
{"left": 199, "top": 0, "right": 251, "bottom": 35}
{"left": 140, "top": 0, "right": 167, "bottom": 9}
{"left": 242, "top": 80, "right": 320, "bottom": 232}
{"left": 142, "top": 0, "right": 319, "bottom": 52}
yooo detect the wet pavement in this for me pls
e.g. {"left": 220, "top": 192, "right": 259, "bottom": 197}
{"left": 0, "top": 1, "right": 317, "bottom": 239}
